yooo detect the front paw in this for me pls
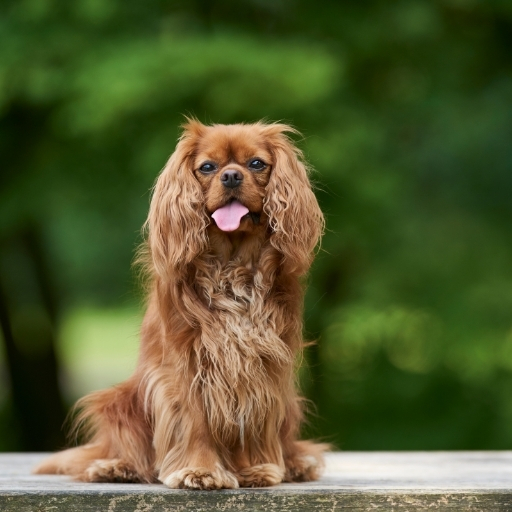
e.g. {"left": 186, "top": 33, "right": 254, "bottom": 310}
{"left": 285, "top": 454, "right": 322, "bottom": 482}
{"left": 237, "top": 463, "right": 284, "bottom": 487}
{"left": 162, "top": 466, "right": 239, "bottom": 490}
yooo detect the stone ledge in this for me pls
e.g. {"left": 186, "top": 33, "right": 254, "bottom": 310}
{"left": 2, "top": 452, "right": 512, "bottom": 511}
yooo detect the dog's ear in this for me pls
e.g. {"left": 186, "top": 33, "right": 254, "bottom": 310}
{"left": 147, "top": 120, "right": 208, "bottom": 279}
{"left": 263, "top": 125, "right": 324, "bottom": 275}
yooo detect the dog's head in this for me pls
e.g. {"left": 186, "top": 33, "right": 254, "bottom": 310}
{"left": 147, "top": 120, "right": 323, "bottom": 278}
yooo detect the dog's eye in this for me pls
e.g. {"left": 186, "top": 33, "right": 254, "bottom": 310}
{"left": 248, "top": 159, "right": 266, "bottom": 171}
{"left": 199, "top": 162, "right": 217, "bottom": 174}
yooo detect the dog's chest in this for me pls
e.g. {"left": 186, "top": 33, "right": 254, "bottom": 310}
{"left": 193, "top": 267, "right": 292, "bottom": 441}
{"left": 199, "top": 267, "right": 285, "bottom": 363}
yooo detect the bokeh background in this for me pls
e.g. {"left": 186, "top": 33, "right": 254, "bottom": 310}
{"left": 1, "top": 0, "right": 512, "bottom": 452}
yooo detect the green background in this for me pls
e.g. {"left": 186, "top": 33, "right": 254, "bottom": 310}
{"left": 1, "top": 0, "right": 512, "bottom": 452}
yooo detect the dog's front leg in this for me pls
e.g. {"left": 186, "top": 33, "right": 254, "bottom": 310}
{"left": 153, "top": 400, "right": 238, "bottom": 490}
{"left": 235, "top": 432, "right": 286, "bottom": 488}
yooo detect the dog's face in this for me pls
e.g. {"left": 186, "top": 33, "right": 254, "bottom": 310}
{"left": 192, "top": 125, "right": 273, "bottom": 234}
{"left": 148, "top": 120, "right": 324, "bottom": 277}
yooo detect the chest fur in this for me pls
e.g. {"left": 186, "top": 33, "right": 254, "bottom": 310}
{"left": 192, "top": 266, "right": 292, "bottom": 445}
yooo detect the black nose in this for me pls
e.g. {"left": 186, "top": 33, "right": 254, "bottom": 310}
{"left": 220, "top": 169, "right": 243, "bottom": 189}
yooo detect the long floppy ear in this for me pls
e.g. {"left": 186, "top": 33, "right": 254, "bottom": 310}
{"left": 263, "top": 125, "right": 324, "bottom": 276}
{"left": 146, "top": 120, "right": 209, "bottom": 280}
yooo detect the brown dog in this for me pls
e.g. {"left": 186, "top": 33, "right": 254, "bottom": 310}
{"left": 35, "top": 120, "right": 326, "bottom": 489}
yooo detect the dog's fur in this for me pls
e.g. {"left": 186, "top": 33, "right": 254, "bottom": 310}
{"left": 35, "top": 120, "right": 326, "bottom": 489}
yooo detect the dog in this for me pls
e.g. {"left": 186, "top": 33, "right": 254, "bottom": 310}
{"left": 35, "top": 120, "right": 326, "bottom": 489}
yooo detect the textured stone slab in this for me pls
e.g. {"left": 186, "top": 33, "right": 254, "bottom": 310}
{"left": 2, "top": 452, "right": 512, "bottom": 510}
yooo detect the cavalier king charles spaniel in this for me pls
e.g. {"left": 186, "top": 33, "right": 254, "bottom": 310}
{"left": 35, "top": 120, "right": 326, "bottom": 489}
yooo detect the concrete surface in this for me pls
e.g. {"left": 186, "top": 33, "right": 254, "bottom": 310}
{"left": 2, "top": 451, "right": 512, "bottom": 510}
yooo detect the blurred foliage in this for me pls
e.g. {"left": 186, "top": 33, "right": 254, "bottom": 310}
{"left": 1, "top": 0, "right": 512, "bottom": 450}
{"left": 58, "top": 307, "right": 140, "bottom": 400}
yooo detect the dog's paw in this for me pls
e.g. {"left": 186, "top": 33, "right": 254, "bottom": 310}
{"left": 162, "top": 466, "right": 239, "bottom": 490}
{"left": 285, "top": 454, "right": 322, "bottom": 482}
{"left": 83, "top": 459, "right": 143, "bottom": 483}
{"left": 237, "top": 463, "right": 284, "bottom": 487}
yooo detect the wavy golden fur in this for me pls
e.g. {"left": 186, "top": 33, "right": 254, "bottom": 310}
{"left": 35, "top": 120, "right": 327, "bottom": 489}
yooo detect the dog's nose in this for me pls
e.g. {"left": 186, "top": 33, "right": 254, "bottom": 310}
{"left": 220, "top": 169, "right": 243, "bottom": 189}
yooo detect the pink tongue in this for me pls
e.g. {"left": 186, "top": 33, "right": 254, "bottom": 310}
{"left": 211, "top": 201, "right": 249, "bottom": 232}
